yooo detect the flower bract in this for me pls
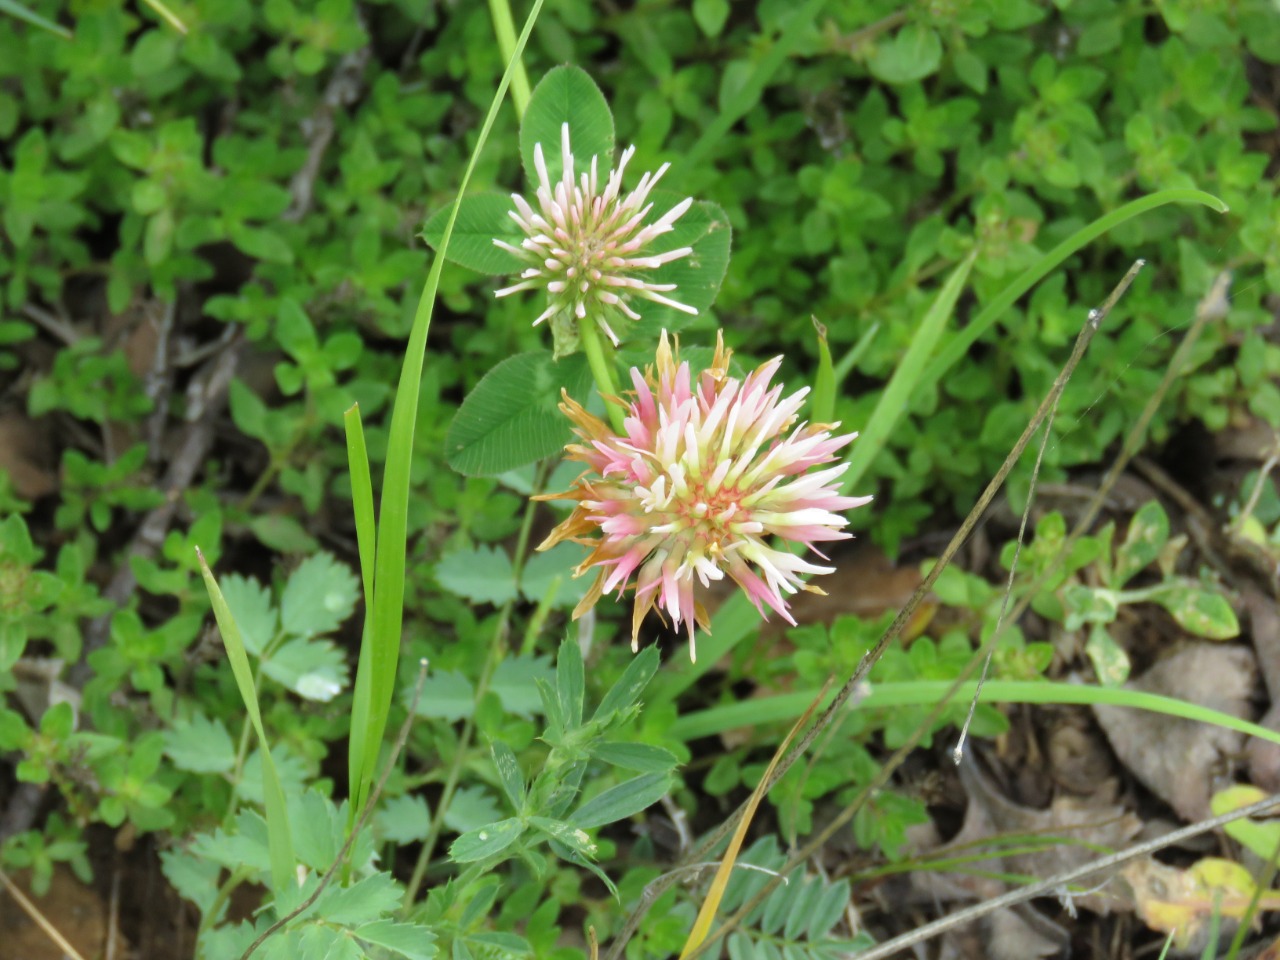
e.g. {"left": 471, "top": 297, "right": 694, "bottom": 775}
{"left": 537, "top": 331, "right": 871, "bottom": 661}
{"left": 494, "top": 122, "right": 697, "bottom": 351}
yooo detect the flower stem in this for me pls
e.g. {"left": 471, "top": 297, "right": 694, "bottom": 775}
{"left": 579, "top": 318, "right": 626, "bottom": 433}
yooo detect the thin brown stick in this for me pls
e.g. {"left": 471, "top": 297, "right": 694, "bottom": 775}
{"left": 239, "top": 659, "right": 430, "bottom": 960}
{"left": 688, "top": 266, "right": 1229, "bottom": 959}
{"left": 606, "top": 262, "right": 1143, "bottom": 960}
{"left": 0, "top": 868, "right": 90, "bottom": 960}
{"left": 678, "top": 261, "right": 1147, "bottom": 960}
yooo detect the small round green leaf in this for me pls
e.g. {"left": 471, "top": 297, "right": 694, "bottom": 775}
{"left": 445, "top": 351, "right": 593, "bottom": 477}
{"left": 421, "top": 192, "right": 528, "bottom": 276}
{"left": 629, "top": 198, "right": 733, "bottom": 339}
{"left": 520, "top": 66, "right": 614, "bottom": 186}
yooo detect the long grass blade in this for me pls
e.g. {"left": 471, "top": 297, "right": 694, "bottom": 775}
{"left": 196, "top": 548, "right": 296, "bottom": 893}
{"left": 921, "top": 189, "right": 1228, "bottom": 387}
{"left": 344, "top": 404, "right": 378, "bottom": 820}
{"left": 351, "top": 0, "right": 547, "bottom": 818}
{"left": 0, "top": 0, "right": 70, "bottom": 37}
{"left": 840, "top": 251, "right": 976, "bottom": 494}
{"left": 669, "top": 678, "right": 1280, "bottom": 748}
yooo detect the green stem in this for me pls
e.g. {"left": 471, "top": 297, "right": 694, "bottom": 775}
{"left": 579, "top": 317, "right": 626, "bottom": 433}
{"left": 487, "top": 0, "right": 531, "bottom": 115}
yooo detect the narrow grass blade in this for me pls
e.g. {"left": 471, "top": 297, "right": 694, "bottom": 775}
{"left": 351, "top": 0, "right": 547, "bottom": 819}
{"left": 0, "top": 0, "right": 70, "bottom": 37}
{"left": 810, "top": 318, "right": 835, "bottom": 424}
{"left": 344, "top": 404, "right": 377, "bottom": 817}
{"left": 832, "top": 320, "right": 880, "bottom": 388}
{"left": 678, "top": 679, "right": 832, "bottom": 960}
{"left": 840, "top": 251, "right": 976, "bottom": 494}
{"left": 487, "top": 0, "right": 531, "bottom": 115}
{"left": 921, "top": 189, "right": 1228, "bottom": 387}
{"left": 670, "top": 679, "right": 1280, "bottom": 749}
{"left": 196, "top": 548, "right": 296, "bottom": 893}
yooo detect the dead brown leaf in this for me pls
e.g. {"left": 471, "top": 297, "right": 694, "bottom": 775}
{"left": 1093, "top": 643, "right": 1257, "bottom": 821}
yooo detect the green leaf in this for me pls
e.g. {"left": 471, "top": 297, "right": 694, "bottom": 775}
{"left": 570, "top": 772, "right": 671, "bottom": 828}
{"left": 692, "top": 0, "right": 729, "bottom": 37}
{"left": 375, "top": 794, "right": 431, "bottom": 845}
{"left": 280, "top": 553, "right": 359, "bottom": 639}
{"left": 556, "top": 636, "right": 585, "bottom": 729}
{"left": 445, "top": 351, "right": 593, "bottom": 477}
{"left": 317, "top": 872, "right": 401, "bottom": 926}
{"left": 164, "top": 714, "right": 236, "bottom": 774}
{"left": 519, "top": 542, "right": 591, "bottom": 608}
{"left": 434, "top": 545, "right": 517, "bottom": 605}
{"left": 629, "top": 199, "right": 733, "bottom": 338}
{"left": 421, "top": 193, "right": 528, "bottom": 276}
{"left": 868, "top": 23, "right": 943, "bottom": 85}
{"left": 228, "top": 222, "right": 294, "bottom": 264}
{"left": 491, "top": 655, "right": 555, "bottom": 718}
{"left": 410, "top": 670, "right": 475, "bottom": 722}
{"left": 491, "top": 741, "right": 526, "bottom": 812}
{"left": 529, "top": 816, "right": 598, "bottom": 859}
{"left": 1113, "top": 501, "right": 1169, "bottom": 587}
{"left": 520, "top": 66, "right": 614, "bottom": 187}
{"left": 354, "top": 920, "right": 438, "bottom": 960}
{"left": 1151, "top": 583, "right": 1240, "bottom": 640}
{"left": 592, "top": 741, "right": 679, "bottom": 773}
{"left": 1085, "top": 624, "right": 1130, "bottom": 687}
{"left": 450, "top": 818, "right": 525, "bottom": 863}
{"left": 443, "top": 786, "right": 503, "bottom": 834}
{"left": 261, "top": 636, "right": 349, "bottom": 702}
{"left": 594, "top": 645, "right": 660, "bottom": 722}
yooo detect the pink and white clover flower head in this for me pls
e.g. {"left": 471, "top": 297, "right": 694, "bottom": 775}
{"left": 536, "top": 331, "right": 872, "bottom": 662}
{"left": 494, "top": 122, "right": 697, "bottom": 347}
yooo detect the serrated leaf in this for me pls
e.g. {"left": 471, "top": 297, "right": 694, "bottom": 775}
{"left": 1114, "top": 500, "right": 1169, "bottom": 586}
{"left": 445, "top": 351, "right": 593, "bottom": 477}
{"left": 443, "top": 786, "right": 503, "bottom": 834}
{"left": 519, "top": 542, "right": 591, "bottom": 608}
{"left": 262, "top": 635, "right": 349, "bottom": 701}
{"left": 317, "top": 871, "right": 402, "bottom": 926}
{"left": 219, "top": 573, "right": 276, "bottom": 655}
{"left": 629, "top": 199, "right": 733, "bottom": 338}
{"left": 571, "top": 772, "right": 671, "bottom": 828}
{"left": 491, "top": 741, "right": 526, "bottom": 812}
{"left": 280, "top": 553, "right": 359, "bottom": 639}
{"left": 450, "top": 817, "right": 525, "bottom": 863}
{"left": 520, "top": 66, "right": 614, "bottom": 187}
{"left": 288, "top": 788, "right": 346, "bottom": 872}
{"left": 592, "top": 741, "right": 679, "bottom": 773}
{"left": 421, "top": 192, "right": 528, "bottom": 276}
{"left": 409, "top": 669, "right": 475, "bottom": 722}
{"left": 376, "top": 794, "right": 432, "bottom": 845}
{"left": 354, "top": 920, "right": 438, "bottom": 960}
{"left": 164, "top": 713, "right": 235, "bottom": 774}
{"left": 434, "top": 545, "right": 517, "bottom": 605}
{"left": 491, "top": 654, "right": 555, "bottom": 718}
{"left": 1151, "top": 583, "right": 1240, "bottom": 640}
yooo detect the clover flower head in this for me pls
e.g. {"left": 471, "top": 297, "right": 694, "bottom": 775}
{"left": 536, "top": 331, "right": 872, "bottom": 662}
{"left": 494, "top": 123, "right": 697, "bottom": 347}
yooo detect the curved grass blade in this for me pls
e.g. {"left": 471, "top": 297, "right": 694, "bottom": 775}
{"left": 344, "top": 405, "right": 377, "bottom": 825}
{"left": 0, "top": 0, "right": 70, "bottom": 37}
{"left": 351, "top": 0, "right": 547, "bottom": 819}
{"left": 921, "top": 189, "right": 1228, "bottom": 387}
{"left": 196, "top": 548, "right": 296, "bottom": 893}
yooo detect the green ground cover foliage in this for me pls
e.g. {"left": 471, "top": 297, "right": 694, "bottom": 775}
{"left": 2, "top": 0, "right": 1280, "bottom": 957}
